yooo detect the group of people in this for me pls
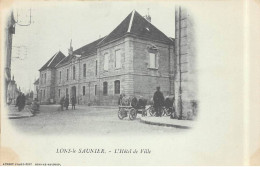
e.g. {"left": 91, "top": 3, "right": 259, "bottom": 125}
{"left": 60, "top": 95, "right": 76, "bottom": 110}
{"left": 16, "top": 93, "right": 26, "bottom": 111}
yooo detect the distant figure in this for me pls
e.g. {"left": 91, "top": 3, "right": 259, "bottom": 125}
{"left": 71, "top": 96, "right": 76, "bottom": 110}
{"left": 31, "top": 98, "right": 40, "bottom": 116}
{"left": 64, "top": 95, "right": 69, "bottom": 110}
{"left": 16, "top": 93, "right": 23, "bottom": 111}
{"left": 118, "top": 93, "right": 125, "bottom": 105}
{"left": 153, "top": 87, "right": 164, "bottom": 117}
{"left": 60, "top": 96, "right": 65, "bottom": 111}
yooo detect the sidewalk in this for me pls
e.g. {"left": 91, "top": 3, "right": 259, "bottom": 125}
{"left": 140, "top": 116, "right": 196, "bottom": 129}
{"left": 85, "top": 105, "right": 118, "bottom": 109}
{"left": 7, "top": 105, "right": 34, "bottom": 119}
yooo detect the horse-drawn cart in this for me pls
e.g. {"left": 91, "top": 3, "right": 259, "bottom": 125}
{"left": 117, "top": 95, "right": 147, "bottom": 120}
{"left": 117, "top": 94, "right": 175, "bottom": 120}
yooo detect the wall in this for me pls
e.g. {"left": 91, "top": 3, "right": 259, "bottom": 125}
{"left": 175, "top": 6, "right": 197, "bottom": 117}
{"left": 132, "top": 37, "right": 175, "bottom": 100}
{"left": 97, "top": 37, "right": 132, "bottom": 105}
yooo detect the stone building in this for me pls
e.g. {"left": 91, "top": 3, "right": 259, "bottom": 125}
{"left": 38, "top": 10, "right": 175, "bottom": 105}
{"left": 7, "top": 76, "right": 19, "bottom": 104}
{"left": 38, "top": 51, "right": 66, "bottom": 103}
{"left": 175, "top": 6, "right": 197, "bottom": 118}
{"left": 4, "top": 11, "right": 15, "bottom": 104}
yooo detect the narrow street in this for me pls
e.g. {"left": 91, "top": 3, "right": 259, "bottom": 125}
{"left": 8, "top": 105, "right": 181, "bottom": 135}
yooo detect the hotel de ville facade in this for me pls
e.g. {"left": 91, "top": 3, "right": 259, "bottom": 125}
{"left": 38, "top": 8, "right": 197, "bottom": 116}
{"left": 38, "top": 10, "right": 176, "bottom": 106}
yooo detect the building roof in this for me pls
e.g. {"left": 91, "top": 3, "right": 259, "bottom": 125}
{"left": 52, "top": 10, "right": 174, "bottom": 68}
{"left": 39, "top": 51, "right": 65, "bottom": 71}
{"left": 56, "top": 37, "right": 105, "bottom": 68}
{"left": 34, "top": 78, "right": 39, "bottom": 85}
{"left": 98, "top": 10, "right": 173, "bottom": 46}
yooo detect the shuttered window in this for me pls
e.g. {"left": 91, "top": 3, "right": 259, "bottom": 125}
{"left": 114, "top": 80, "right": 120, "bottom": 94}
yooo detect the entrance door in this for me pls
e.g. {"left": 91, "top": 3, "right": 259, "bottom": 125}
{"left": 71, "top": 86, "right": 77, "bottom": 103}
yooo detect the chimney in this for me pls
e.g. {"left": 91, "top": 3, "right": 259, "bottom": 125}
{"left": 144, "top": 8, "right": 151, "bottom": 22}
{"left": 68, "top": 39, "right": 73, "bottom": 55}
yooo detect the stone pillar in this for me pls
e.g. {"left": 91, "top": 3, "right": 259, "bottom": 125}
{"left": 124, "top": 37, "right": 134, "bottom": 96}
{"left": 175, "top": 6, "right": 197, "bottom": 119}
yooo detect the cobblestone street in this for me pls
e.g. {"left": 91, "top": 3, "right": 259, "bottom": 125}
{"left": 8, "top": 105, "right": 181, "bottom": 135}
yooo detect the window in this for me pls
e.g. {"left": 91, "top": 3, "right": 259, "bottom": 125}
{"left": 103, "top": 82, "right": 108, "bottom": 95}
{"left": 83, "top": 64, "right": 86, "bottom": 77}
{"left": 114, "top": 80, "right": 120, "bottom": 94}
{"left": 115, "top": 50, "right": 121, "bottom": 69}
{"left": 104, "top": 54, "right": 109, "bottom": 71}
{"left": 66, "top": 69, "right": 69, "bottom": 81}
{"left": 66, "top": 88, "right": 68, "bottom": 96}
{"left": 73, "top": 66, "right": 76, "bottom": 80}
{"left": 58, "top": 89, "right": 61, "bottom": 98}
{"left": 83, "top": 86, "right": 85, "bottom": 96}
{"left": 44, "top": 73, "right": 47, "bottom": 84}
{"left": 40, "top": 90, "right": 42, "bottom": 98}
{"left": 43, "top": 90, "right": 45, "bottom": 97}
{"left": 95, "top": 60, "right": 97, "bottom": 76}
{"left": 41, "top": 74, "right": 43, "bottom": 84}
{"left": 149, "top": 53, "right": 156, "bottom": 69}
{"left": 95, "top": 85, "right": 97, "bottom": 95}
{"left": 59, "top": 71, "right": 62, "bottom": 83}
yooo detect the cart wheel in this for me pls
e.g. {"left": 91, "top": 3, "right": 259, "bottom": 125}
{"left": 118, "top": 108, "right": 127, "bottom": 120}
{"left": 142, "top": 109, "right": 147, "bottom": 117}
{"left": 165, "top": 108, "right": 172, "bottom": 116}
{"left": 129, "top": 108, "right": 137, "bottom": 120}
{"left": 148, "top": 106, "right": 156, "bottom": 116}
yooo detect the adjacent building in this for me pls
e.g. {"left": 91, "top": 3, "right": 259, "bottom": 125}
{"left": 7, "top": 76, "right": 19, "bottom": 104}
{"left": 4, "top": 11, "right": 15, "bottom": 104}
{"left": 39, "top": 51, "right": 66, "bottom": 103}
{"left": 175, "top": 6, "right": 198, "bottom": 117}
{"left": 38, "top": 10, "right": 175, "bottom": 106}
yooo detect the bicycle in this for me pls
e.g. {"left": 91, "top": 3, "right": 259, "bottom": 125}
{"left": 147, "top": 105, "right": 172, "bottom": 117}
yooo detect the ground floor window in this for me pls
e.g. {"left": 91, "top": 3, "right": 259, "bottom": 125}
{"left": 83, "top": 86, "right": 85, "bottom": 96}
{"left": 103, "top": 82, "right": 108, "bottom": 95}
{"left": 43, "top": 89, "right": 45, "bottom": 97}
{"left": 58, "top": 89, "right": 61, "bottom": 98}
{"left": 66, "top": 88, "right": 68, "bottom": 97}
{"left": 95, "top": 85, "right": 97, "bottom": 95}
{"left": 114, "top": 80, "right": 120, "bottom": 94}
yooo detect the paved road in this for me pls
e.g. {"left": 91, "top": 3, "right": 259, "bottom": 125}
{"left": 9, "top": 105, "right": 181, "bottom": 135}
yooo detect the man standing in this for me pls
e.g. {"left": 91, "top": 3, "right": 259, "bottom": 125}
{"left": 153, "top": 86, "right": 164, "bottom": 117}
{"left": 64, "top": 95, "right": 69, "bottom": 110}
{"left": 71, "top": 96, "right": 76, "bottom": 110}
{"left": 60, "top": 96, "right": 65, "bottom": 111}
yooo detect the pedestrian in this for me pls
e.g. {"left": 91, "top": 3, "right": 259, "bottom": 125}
{"left": 71, "top": 96, "right": 76, "bottom": 110}
{"left": 31, "top": 98, "right": 40, "bottom": 116}
{"left": 60, "top": 96, "right": 65, "bottom": 111}
{"left": 16, "top": 93, "right": 22, "bottom": 111}
{"left": 64, "top": 95, "right": 69, "bottom": 110}
{"left": 21, "top": 93, "right": 26, "bottom": 110}
{"left": 153, "top": 86, "right": 164, "bottom": 117}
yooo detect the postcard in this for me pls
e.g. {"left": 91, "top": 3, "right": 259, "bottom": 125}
{"left": 1, "top": 0, "right": 260, "bottom": 166}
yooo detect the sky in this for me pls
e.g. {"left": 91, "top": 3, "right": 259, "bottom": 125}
{"left": 10, "top": 1, "right": 176, "bottom": 93}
